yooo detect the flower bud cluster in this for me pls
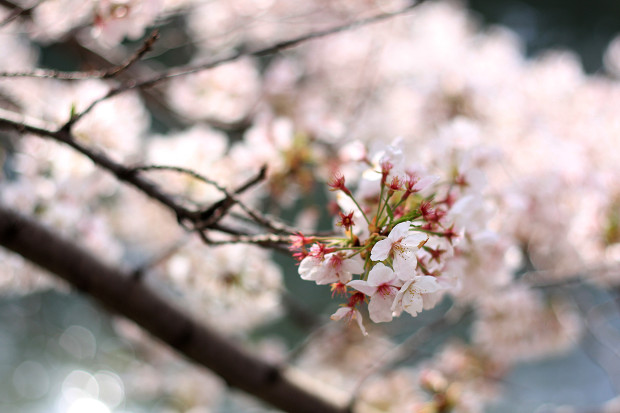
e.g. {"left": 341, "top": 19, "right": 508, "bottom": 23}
{"left": 289, "top": 144, "right": 474, "bottom": 334}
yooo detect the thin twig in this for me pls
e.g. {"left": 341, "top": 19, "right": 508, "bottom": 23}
{"left": 133, "top": 164, "right": 296, "bottom": 234}
{"left": 0, "top": 0, "right": 41, "bottom": 28}
{"left": 102, "top": 30, "right": 160, "bottom": 78}
{"left": 196, "top": 165, "right": 267, "bottom": 225}
{"left": 0, "top": 29, "right": 160, "bottom": 80}
{"left": 64, "top": 0, "right": 427, "bottom": 126}
{"left": 0, "top": 107, "right": 196, "bottom": 223}
{"left": 201, "top": 232, "right": 290, "bottom": 250}
{"left": 0, "top": 109, "right": 294, "bottom": 249}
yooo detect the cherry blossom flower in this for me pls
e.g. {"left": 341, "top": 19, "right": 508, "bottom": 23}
{"left": 330, "top": 306, "right": 367, "bottom": 336}
{"left": 348, "top": 263, "right": 401, "bottom": 323}
{"left": 370, "top": 221, "right": 428, "bottom": 277}
{"left": 392, "top": 275, "right": 440, "bottom": 317}
{"left": 299, "top": 252, "right": 364, "bottom": 285}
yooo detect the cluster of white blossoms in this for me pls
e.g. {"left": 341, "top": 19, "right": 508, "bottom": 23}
{"left": 291, "top": 140, "right": 481, "bottom": 333}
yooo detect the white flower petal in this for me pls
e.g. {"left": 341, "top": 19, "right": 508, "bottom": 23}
{"left": 401, "top": 231, "right": 428, "bottom": 249}
{"left": 299, "top": 256, "right": 321, "bottom": 281}
{"left": 369, "top": 291, "right": 396, "bottom": 323}
{"left": 314, "top": 268, "right": 339, "bottom": 285}
{"left": 422, "top": 291, "right": 444, "bottom": 310}
{"left": 352, "top": 309, "right": 368, "bottom": 336}
{"left": 413, "top": 175, "right": 439, "bottom": 192}
{"left": 414, "top": 275, "right": 441, "bottom": 294}
{"left": 330, "top": 307, "right": 367, "bottom": 335}
{"left": 347, "top": 280, "right": 377, "bottom": 296}
{"left": 367, "top": 263, "right": 396, "bottom": 286}
{"left": 330, "top": 307, "right": 351, "bottom": 321}
{"left": 393, "top": 254, "right": 416, "bottom": 280}
{"left": 402, "top": 287, "right": 424, "bottom": 316}
{"left": 343, "top": 255, "right": 365, "bottom": 275}
{"left": 389, "top": 221, "right": 412, "bottom": 240}
{"left": 370, "top": 238, "right": 392, "bottom": 261}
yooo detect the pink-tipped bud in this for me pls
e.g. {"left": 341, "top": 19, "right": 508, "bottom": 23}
{"left": 388, "top": 176, "right": 402, "bottom": 193}
{"left": 402, "top": 173, "right": 420, "bottom": 200}
{"left": 380, "top": 160, "right": 393, "bottom": 184}
{"left": 420, "top": 201, "right": 446, "bottom": 224}
{"left": 454, "top": 173, "right": 469, "bottom": 188}
{"left": 289, "top": 232, "right": 315, "bottom": 263}
{"left": 328, "top": 172, "right": 351, "bottom": 196}
{"left": 289, "top": 232, "right": 315, "bottom": 250}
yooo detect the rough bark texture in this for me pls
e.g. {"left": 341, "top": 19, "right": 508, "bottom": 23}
{"left": 0, "top": 204, "right": 350, "bottom": 413}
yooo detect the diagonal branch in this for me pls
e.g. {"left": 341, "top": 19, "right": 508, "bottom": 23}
{"left": 0, "top": 108, "right": 272, "bottom": 240}
{"left": 101, "top": 30, "right": 160, "bottom": 78}
{"left": 132, "top": 164, "right": 296, "bottom": 234}
{"left": 0, "top": 28, "right": 160, "bottom": 79}
{"left": 0, "top": 203, "right": 354, "bottom": 413}
{"left": 0, "top": 0, "right": 41, "bottom": 28}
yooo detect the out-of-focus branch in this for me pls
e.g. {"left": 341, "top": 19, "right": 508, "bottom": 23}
{"left": 102, "top": 30, "right": 160, "bottom": 78}
{"left": 0, "top": 29, "right": 161, "bottom": 79}
{"left": 0, "top": 1, "right": 424, "bottom": 81}
{"left": 0, "top": 204, "right": 355, "bottom": 413}
{"left": 0, "top": 107, "right": 195, "bottom": 221}
{"left": 0, "top": 108, "right": 287, "bottom": 244}
{"left": 0, "top": 0, "right": 41, "bottom": 28}
{"left": 57, "top": 0, "right": 427, "bottom": 126}
{"left": 132, "top": 163, "right": 295, "bottom": 234}
{"left": 202, "top": 233, "right": 291, "bottom": 249}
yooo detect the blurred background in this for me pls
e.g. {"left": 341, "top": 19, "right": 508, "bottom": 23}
{"left": 468, "top": 0, "right": 620, "bottom": 73}
{"left": 3, "top": 1, "right": 620, "bottom": 412}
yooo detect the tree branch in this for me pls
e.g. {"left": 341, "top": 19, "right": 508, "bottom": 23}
{"left": 0, "top": 203, "right": 353, "bottom": 413}
{"left": 0, "top": 108, "right": 281, "bottom": 242}
{"left": 0, "top": 0, "right": 426, "bottom": 127}
{"left": 0, "top": 28, "right": 160, "bottom": 78}
{"left": 0, "top": 0, "right": 40, "bottom": 28}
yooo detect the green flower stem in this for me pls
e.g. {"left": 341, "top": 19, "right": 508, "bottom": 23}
{"left": 347, "top": 193, "right": 372, "bottom": 226}
{"left": 375, "top": 184, "right": 386, "bottom": 223}
{"left": 376, "top": 191, "right": 393, "bottom": 225}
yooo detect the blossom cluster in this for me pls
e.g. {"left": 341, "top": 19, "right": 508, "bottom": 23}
{"left": 290, "top": 141, "right": 481, "bottom": 333}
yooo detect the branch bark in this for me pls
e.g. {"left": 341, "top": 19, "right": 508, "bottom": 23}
{"left": 0, "top": 204, "right": 350, "bottom": 413}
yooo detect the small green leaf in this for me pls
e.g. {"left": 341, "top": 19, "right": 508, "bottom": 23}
{"left": 69, "top": 102, "right": 77, "bottom": 120}
{"left": 386, "top": 204, "right": 394, "bottom": 221}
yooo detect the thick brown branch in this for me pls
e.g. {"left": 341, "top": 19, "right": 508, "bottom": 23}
{"left": 0, "top": 204, "right": 351, "bottom": 413}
